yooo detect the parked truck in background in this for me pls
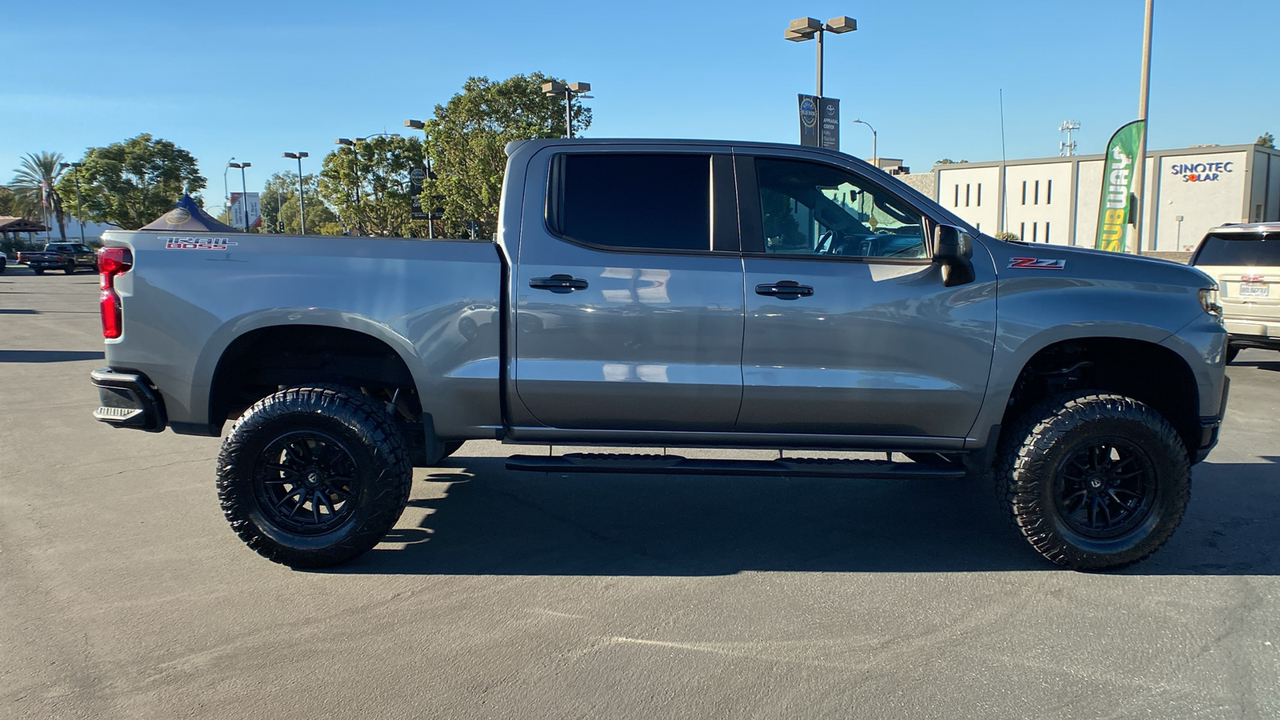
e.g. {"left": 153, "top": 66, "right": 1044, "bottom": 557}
{"left": 19, "top": 242, "right": 98, "bottom": 275}
{"left": 90, "top": 138, "right": 1229, "bottom": 571}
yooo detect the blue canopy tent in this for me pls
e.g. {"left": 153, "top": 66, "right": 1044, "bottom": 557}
{"left": 141, "top": 194, "right": 240, "bottom": 232}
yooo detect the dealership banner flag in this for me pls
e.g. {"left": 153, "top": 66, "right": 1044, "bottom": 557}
{"left": 1095, "top": 119, "right": 1146, "bottom": 252}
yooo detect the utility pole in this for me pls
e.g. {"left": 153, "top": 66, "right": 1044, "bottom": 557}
{"left": 1131, "top": 0, "right": 1154, "bottom": 255}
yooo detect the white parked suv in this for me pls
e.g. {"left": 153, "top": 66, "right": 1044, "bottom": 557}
{"left": 1190, "top": 223, "right": 1280, "bottom": 362}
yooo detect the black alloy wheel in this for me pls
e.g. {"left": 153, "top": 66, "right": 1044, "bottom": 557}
{"left": 252, "top": 430, "right": 361, "bottom": 536}
{"left": 1053, "top": 439, "right": 1157, "bottom": 540}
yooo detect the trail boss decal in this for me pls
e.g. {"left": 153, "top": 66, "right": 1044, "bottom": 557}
{"left": 1009, "top": 257, "right": 1066, "bottom": 270}
{"left": 163, "top": 237, "right": 239, "bottom": 250}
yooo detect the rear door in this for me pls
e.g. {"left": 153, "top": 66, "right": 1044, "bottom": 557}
{"left": 734, "top": 152, "right": 997, "bottom": 440}
{"left": 511, "top": 148, "right": 745, "bottom": 432}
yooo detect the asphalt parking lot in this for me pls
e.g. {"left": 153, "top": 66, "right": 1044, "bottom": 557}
{"left": 2, "top": 264, "right": 1277, "bottom": 719}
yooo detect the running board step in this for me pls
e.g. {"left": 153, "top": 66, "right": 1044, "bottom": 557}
{"left": 505, "top": 453, "right": 966, "bottom": 479}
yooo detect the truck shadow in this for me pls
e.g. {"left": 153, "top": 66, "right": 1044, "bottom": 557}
{"left": 0, "top": 349, "right": 105, "bottom": 363}
{"left": 330, "top": 457, "right": 1278, "bottom": 577}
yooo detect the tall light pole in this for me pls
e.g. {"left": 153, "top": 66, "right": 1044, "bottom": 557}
{"left": 223, "top": 157, "right": 235, "bottom": 218}
{"left": 58, "top": 161, "right": 85, "bottom": 244}
{"left": 228, "top": 162, "right": 252, "bottom": 232}
{"left": 541, "top": 81, "right": 592, "bottom": 138}
{"left": 1131, "top": 0, "right": 1154, "bottom": 255}
{"left": 404, "top": 119, "right": 438, "bottom": 239}
{"left": 851, "top": 119, "right": 877, "bottom": 167}
{"left": 785, "top": 16, "right": 856, "bottom": 99}
{"left": 282, "top": 152, "right": 309, "bottom": 235}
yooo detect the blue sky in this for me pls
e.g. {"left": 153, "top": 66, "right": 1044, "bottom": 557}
{"left": 4, "top": 0, "right": 1274, "bottom": 207}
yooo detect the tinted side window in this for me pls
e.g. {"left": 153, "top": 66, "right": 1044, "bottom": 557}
{"left": 556, "top": 154, "right": 710, "bottom": 252}
{"left": 756, "top": 158, "right": 926, "bottom": 260}
{"left": 1193, "top": 233, "right": 1280, "bottom": 266}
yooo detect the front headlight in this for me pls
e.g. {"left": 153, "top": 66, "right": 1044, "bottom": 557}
{"left": 1199, "top": 286, "right": 1223, "bottom": 322}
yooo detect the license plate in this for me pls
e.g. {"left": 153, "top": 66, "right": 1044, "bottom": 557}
{"left": 1240, "top": 282, "right": 1269, "bottom": 298}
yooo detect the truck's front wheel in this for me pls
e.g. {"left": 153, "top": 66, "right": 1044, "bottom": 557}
{"left": 997, "top": 393, "right": 1190, "bottom": 571}
{"left": 216, "top": 385, "right": 412, "bottom": 568}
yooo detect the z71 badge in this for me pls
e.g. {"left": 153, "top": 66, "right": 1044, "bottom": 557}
{"left": 163, "top": 237, "right": 239, "bottom": 250}
{"left": 1009, "top": 257, "right": 1066, "bottom": 270}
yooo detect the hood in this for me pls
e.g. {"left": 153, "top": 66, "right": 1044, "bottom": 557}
{"left": 981, "top": 236, "right": 1216, "bottom": 289}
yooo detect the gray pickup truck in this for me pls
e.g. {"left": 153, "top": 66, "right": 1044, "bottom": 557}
{"left": 91, "top": 138, "right": 1229, "bottom": 571}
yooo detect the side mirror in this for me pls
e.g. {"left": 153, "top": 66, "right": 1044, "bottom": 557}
{"left": 933, "top": 225, "right": 975, "bottom": 287}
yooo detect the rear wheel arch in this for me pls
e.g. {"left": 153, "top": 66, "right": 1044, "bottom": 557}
{"left": 208, "top": 324, "right": 421, "bottom": 425}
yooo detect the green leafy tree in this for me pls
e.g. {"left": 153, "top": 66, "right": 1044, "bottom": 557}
{"left": 0, "top": 185, "right": 19, "bottom": 217}
{"left": 10, "top": 152, "right": 67, "bottom": 239}
{"left": 1258, "top": 132, "right": 1275, "bottom": 148}
{"left": 318, "top": 135, "right": 429, "bottom": 237}
{"left": 58, "top": 134, "right": 206, "bottom": 230}
{"left": 935, "top": 158, "right": 969, "bottom": 165}
{"left": 421, "top": 73, "right": 592, "bottom": 239}
{"left": 260, "top": 172, "right": 340, "bottom": 235}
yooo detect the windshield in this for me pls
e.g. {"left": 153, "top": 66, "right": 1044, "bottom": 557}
{"left": 1192, "top": 233, "right": 1280, "bottom": 266}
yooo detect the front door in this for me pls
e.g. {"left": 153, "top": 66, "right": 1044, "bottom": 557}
{"left": 512, "top": 150, "right": 745, "bottom": 432}
{"left": 735, "top": 154, "right": 997, "bottom": 440}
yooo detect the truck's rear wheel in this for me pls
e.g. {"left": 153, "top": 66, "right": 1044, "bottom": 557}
{"left": 64, "top": 262, "right": 75, "bottom": 275}
{"left": 216, "top": 385, "right": 411, "bottom": 568}
{"left": 32, "top": 267, "right": 44, "bottom": 275}
{"left": 996, "top": 393, "right": 1190, "bottom": 571}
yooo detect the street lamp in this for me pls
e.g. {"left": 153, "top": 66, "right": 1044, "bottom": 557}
{"left": 282, "top": 152, "right": 309, "bottom": 235}
{"left": 541, "top": 81, "right": 592, "bottom": 138}
{"left": 223, "top": 157, "right": 235, "bottom": 216}
{"left": 228, "top": 161, "right": 252, "bottom": 232}
{"left": 851, "top": 119, "right": 877, "bottom": 168}
{"left": 784, "top": 16, "right": 856, "bottom": 98}
{"left": 404, "top": 119, "right": 439, "bottom": 239}
{"left": 58, "top": 161, "right": 85, "bottom": 244}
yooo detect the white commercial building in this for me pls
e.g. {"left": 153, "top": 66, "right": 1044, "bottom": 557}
{"left": 926, "top": 143, "right": 1280, "bottom": 252}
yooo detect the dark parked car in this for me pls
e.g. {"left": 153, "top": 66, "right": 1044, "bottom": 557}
{"left": 21, "top": 243, "right": 98, "bottom": 275}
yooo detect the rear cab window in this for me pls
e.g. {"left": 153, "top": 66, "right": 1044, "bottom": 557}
{"left": 548, "top": 153, "right": 711, "bottom": 253}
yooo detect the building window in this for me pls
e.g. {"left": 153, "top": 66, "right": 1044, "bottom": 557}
{"left": 1045, "top": 221, "right": 1051, "bottom": 243}
{"left": 1034, "top": 180, "right": 1040, "bottom": 205}
{"left": 965, "top": 184, "right": 971, "bottom": 207}
{"left": 1046, "top": 179, "right": 1052, "bottom": 205}
{"left": 1020, "top": 222, "right": 1025, "bottom": 239}
{"left": 1021, "top": 181, "right": 1027, "bottom": 205}
{"left": 1032, "top": 222, "right": 1038, "bottom": 242}
{"left": 954, "top": 185, "right": 959, "bottom": 207}
{"left": 977, "top": 184, "right": 982, "bottom": 206}
{"left": 976, "top": 222, "right": 981, "bottom": 232}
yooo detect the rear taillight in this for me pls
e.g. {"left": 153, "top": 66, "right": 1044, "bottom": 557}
{"left": 99, "top": 247, "right": 132, "bottom": 339}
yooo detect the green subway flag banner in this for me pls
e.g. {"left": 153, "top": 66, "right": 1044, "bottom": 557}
{"left": 1095, "top": 120, "right": 1146, "bottom": 252}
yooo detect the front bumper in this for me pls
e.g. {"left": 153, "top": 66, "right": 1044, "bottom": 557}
{"left": 1194, "top": 375, "right": 1230, "bottom": 464}
{"left": 91, "top": 367, "right": 167, "bottom": 432}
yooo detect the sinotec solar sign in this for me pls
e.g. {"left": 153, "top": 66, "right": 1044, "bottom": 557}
{"left": 1171, "top": 161, "right": 1234, "bottom": 183}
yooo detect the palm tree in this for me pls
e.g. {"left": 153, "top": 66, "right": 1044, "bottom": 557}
{"left": 10, "top": 152, "right": 67, "bottom": 240}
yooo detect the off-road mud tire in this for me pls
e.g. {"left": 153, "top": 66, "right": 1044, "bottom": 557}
{"left": 996, "top": 392, "right": 1190, "bottom": 571}
{"left": 216, "top": 385, "right": 412, "bottom": 568}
